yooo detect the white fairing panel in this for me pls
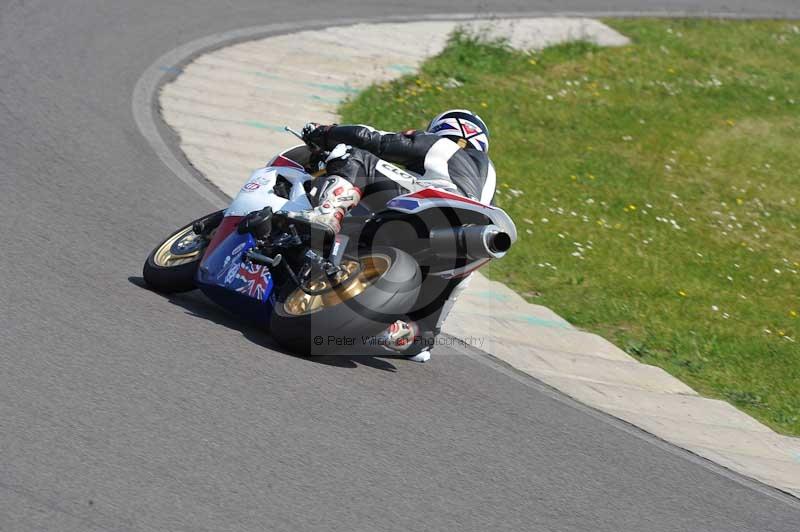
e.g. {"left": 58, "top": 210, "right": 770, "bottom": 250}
{"left": 386, "top": 189, "right": 517, "bottom": 243}
{"left": 226, "top": 167, "right": 313, "bottom": 217}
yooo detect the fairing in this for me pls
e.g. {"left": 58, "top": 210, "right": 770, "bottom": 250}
{"left": 196, "top": 224, "right": 275, "bottom": 323}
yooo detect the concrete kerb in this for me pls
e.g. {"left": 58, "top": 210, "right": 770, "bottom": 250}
{"left": 134, "top": 14, "right": 800, "bottom": 500}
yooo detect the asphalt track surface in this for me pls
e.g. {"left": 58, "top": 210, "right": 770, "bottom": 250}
{"left": 3, "top": 1, "right": 800, "bottom": 531}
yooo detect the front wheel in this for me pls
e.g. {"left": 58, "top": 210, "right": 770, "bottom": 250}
{"left": 270, "top": 247, "right": 422, "bottom": 355}
{"left": 143, "top": 210, "right": 224, "bottom": 293}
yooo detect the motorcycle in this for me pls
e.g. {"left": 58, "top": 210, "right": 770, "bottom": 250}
{"left": 143, "top": 130, "right": 516, "bottom": 355}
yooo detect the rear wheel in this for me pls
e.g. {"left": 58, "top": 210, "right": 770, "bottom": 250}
{"left": 270, "top": 247, "right": 421, "bottom": 355}
{"left": 143, "top": 210, "right": 223, "bottom": 293}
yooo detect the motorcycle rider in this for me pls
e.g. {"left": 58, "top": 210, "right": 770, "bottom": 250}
{"left": 300, "top": 110, "right": 496, "bottom": 362}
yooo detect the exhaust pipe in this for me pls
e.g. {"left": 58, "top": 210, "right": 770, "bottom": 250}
{"left": 429, "top": 224, "right": 512, "bottom": 260}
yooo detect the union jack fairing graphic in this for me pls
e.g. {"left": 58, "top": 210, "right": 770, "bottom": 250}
{"left": 234, "top": 262, "right": 271, "bottom": 300}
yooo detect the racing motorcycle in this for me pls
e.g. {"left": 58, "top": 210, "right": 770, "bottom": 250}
{"left": 143, "top": 130, "right": 516, "bottom": 354}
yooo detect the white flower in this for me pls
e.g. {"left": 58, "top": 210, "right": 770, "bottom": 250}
{"left": 711, "top": 305, "right": 719, "bottom": 312}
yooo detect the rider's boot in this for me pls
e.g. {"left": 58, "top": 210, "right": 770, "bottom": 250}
{"left": 377, "top": 320, "right": 431, "bottom": 363}
{"left": 406, "top": 350, "right": 431, "bottom": 363}
{"left": 290, "top": 143, "right": 360, "bottom": 233}
{"left": 301, "top": 174, "right": 361, "bottom": 233}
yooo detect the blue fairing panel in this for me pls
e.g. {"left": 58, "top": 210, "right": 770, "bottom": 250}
{"left": 196, "top": 229, "right": 274, "bottom": 322}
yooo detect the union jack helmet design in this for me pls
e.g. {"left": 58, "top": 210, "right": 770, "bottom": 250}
{"left": 427, "top": 109, "right": 490, "bottom": 153}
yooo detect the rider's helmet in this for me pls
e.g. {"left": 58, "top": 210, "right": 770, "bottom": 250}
{"left": 426, "top": 109, "right": 490, "bottom": 153}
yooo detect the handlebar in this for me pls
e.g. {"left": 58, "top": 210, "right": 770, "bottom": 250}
{"left": 284, "top": 125, "right": 330, "bottom": 171}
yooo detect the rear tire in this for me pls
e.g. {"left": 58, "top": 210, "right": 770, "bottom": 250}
{"left": 143, "top": 210, "right": 223, "bottom": 293}
{"left": 270, "top": 247, "right": 421, "bottom": 355}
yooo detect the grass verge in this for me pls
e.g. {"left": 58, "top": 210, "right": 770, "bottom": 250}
{"left": 340, "top": 19, "right": 800, "bottom": 435}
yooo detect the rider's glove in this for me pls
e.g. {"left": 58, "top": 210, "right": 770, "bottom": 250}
{"left": 301, "top": 122, "right": 335, "bottom": 148}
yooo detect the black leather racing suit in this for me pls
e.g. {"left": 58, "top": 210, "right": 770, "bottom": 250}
{"left": 313, "top": 125, "right": 496, "bottom": 204}
{"left": 313, "top": 125, "right": 497, "bottom": 354}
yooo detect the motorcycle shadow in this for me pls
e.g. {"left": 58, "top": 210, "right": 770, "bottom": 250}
{"left": 128, "top": 276, "right": 399, "bottom": 371}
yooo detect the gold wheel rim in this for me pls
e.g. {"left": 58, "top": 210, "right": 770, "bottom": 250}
{"left": 153, "top": 226, "right": 206, "bottom": 267}
{"left": 283, "top": 255, "right": 390, "bottom": 316}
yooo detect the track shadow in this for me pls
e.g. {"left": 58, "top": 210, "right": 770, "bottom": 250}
{"left": 128, "top": 276, "right": 398, "bottom": 371}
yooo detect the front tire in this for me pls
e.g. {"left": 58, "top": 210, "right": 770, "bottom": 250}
{"left": 143, "top": 210, "right": 223, "bottom": 293}
{"left": 270, "top": 247, "right": 422, "bottom": 355}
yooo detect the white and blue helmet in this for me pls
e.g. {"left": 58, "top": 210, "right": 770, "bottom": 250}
{"left": 427, "top": 109, "right": 490, "bottom": 153}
